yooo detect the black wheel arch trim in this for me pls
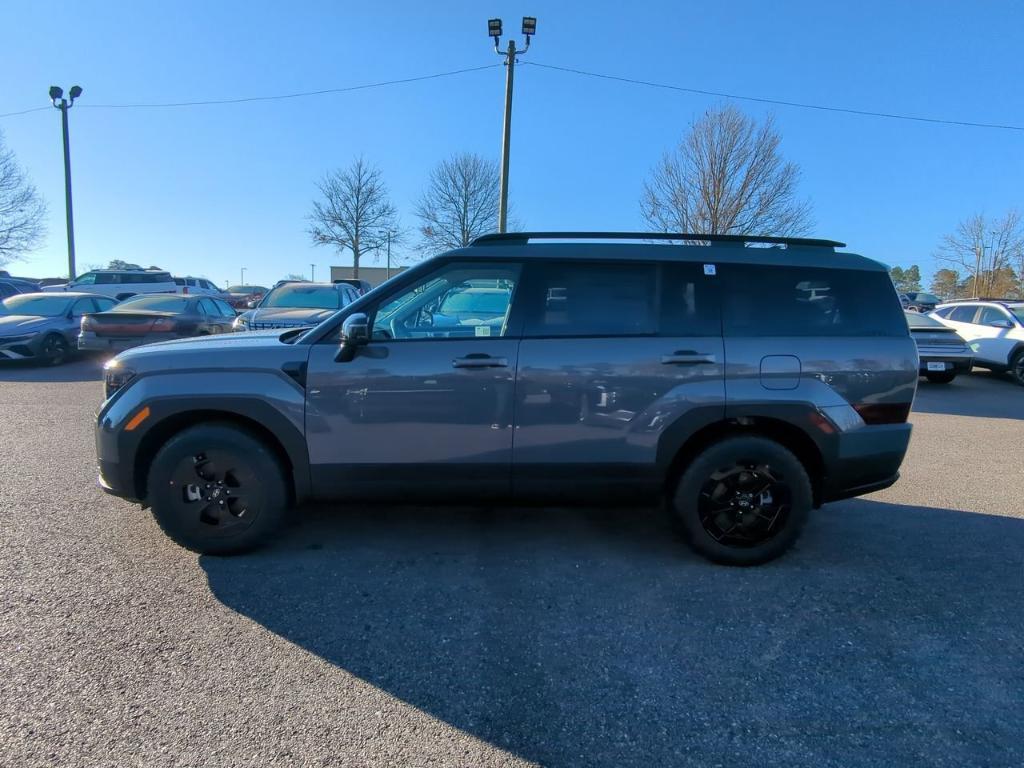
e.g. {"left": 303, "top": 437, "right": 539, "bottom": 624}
{"left": 656, "top": 401, "right": 832, "bottom": 506}
{"left": 119, "top": 395, "right": 311, "bottom": 504}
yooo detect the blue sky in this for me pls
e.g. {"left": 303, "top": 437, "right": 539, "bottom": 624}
{"left": 1, "top": 0, "right": 1022, "bottom": 287}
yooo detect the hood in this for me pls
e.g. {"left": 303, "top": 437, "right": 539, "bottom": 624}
{"left": 245, "top": 306, "right": 336, "bottom": 326}
{"left": 0, "top": 314, "right": 61, "bottom": 334}
{"left": 110, "top": 328, "right": 309, "bottom": 372}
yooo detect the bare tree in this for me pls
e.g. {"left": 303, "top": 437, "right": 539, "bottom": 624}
{"left": 416, "top": 153, "right": 500, "bottom": 253}
{"left": 0, "top": 131, "right": 47, "bottom": 266}
{"left": 308, "top": 157, "right": 398, "bottom": 278}
{"left": 641, "top": 105, "right": 812, "bottom": 237}
{"left": 934, "top": 211, "right": 1024, "bottom": 298}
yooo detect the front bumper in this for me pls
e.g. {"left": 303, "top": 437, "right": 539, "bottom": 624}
{"left": 822, "top": 423, "right": 913, "bottom": 503}
{"left": 0, "top": 333, "right": 44, "bottom": 360}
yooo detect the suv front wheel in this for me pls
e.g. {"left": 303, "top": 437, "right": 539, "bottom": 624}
{"left": 672, "top": 436, "right": 812, "bottom": 566}
{"left": 147, "top": 423, "right": 288, "bottom": 554}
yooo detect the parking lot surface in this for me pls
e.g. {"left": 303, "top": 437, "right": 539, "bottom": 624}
{"left": 1, "top": 360, "right": 1022, "bottom": 767}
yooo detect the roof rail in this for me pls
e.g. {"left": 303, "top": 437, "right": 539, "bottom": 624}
{"left": 942, "top": 297, "right": 1019, "bottom": 304}
{"left": 469, "top": 231, "right": 846, "bottom": 249}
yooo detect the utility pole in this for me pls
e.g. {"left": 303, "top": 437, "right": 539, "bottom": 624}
{"left": 386, "top": 230, "right": 391, "bottom": 279}
{"left": 49, "top": 85, "right": 82, "bottom": 280}
{"left": 240, "top": 267, "right": 246, "bottom": 286}
{"left": 489, "top": 17, "right": 536, "bottom": 233}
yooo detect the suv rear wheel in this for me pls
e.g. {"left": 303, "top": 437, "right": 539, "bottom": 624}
{"left": 672, "top": 436, "right": 812, "bottom": 566}
{"left": 147, "top": 423, "right": 288, "bottom": 554}
{"left": 1011, "top": 349, "right": 1024, "bottom": 387}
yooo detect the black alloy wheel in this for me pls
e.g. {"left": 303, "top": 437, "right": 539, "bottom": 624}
{"left": 40, "top": 333, "right": 70, "bottom": 366}
{"left": 697, "top": 463, "right": 792, "bottom": 548}
{"left": 148, "top": 424, "right": 287, "bottom": 554}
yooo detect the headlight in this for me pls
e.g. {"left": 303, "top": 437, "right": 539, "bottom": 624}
{"left": 104, "top": 362, "right": 136, "bottom": 399}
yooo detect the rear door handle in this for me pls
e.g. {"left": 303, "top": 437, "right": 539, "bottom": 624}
{"left": 661, "top": 351, "right": 717, "bottom": 365}
{"left": 452, "top": 354, "right": 509, "bottom": 369}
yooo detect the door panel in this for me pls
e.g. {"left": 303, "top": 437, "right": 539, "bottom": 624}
{"left": 512, "top": 337, "right": 725, "bottom": 499}
{"left": 304, "top": 259, "right": 524, "bottom": 501}
{"left": 305, "top": 340, "right": 518, "bottom": 499}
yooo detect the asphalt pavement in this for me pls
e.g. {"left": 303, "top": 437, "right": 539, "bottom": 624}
{"left": 1, "top": 360, "right": 1022, "bottom": 767}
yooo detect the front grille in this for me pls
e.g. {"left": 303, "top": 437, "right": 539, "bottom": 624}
{"left": 249, "top": 321, "right": 313, "bottom": 330}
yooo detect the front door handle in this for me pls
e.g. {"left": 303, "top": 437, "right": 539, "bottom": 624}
{"left": 661, "top": 351, "right": 717, "bottom": 365}
{"left": 452, "top": 353, "right": 509, "bottom": 369}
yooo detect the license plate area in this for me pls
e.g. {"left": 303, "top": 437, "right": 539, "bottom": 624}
{"left": 926, "top": 362, "right": 947, "bottom": 372}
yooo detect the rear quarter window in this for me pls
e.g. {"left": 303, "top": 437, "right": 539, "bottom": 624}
{"left": 722, "top": 265, "right": 906, "bottom": 337}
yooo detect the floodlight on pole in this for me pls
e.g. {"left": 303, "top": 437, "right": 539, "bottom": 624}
{"left": 49, "top": 84, "right": 83, "bottom": 279}
{"left": 489, "top": 16, "right": 536, "bottom": 233}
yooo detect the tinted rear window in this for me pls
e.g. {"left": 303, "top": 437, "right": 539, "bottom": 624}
{"left": 722, "top": 265, "right": 906, "bottom": 337}
{"left": 523, "top": 262, "right": 658, "bottom": 337}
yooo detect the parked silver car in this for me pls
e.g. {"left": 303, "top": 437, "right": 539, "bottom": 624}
{"left": 0, "top": 292, "right": 117, "bottom": 365}
{"left": 905, "top": 311, "right": 973, "bottom": 384}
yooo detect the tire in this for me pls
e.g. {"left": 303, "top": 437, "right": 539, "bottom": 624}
{"left": 1010, "top": 349, "right": 1024, "bottom": 387}
{"left": 672, "top": 436, "right": 812, "bottom": 566}
{"left": 925, "top": 371, "right": 957, "bottom": 384}
{"left": 147, "top": 423, "right": 288, "bottom": 554}
{"left": 39, "top": 333, "right": 70, "bottom": 366}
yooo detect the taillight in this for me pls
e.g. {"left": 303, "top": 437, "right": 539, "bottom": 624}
{"left": 151, "top": 318, "right": 177, "bottom": 333}
{"left": 853, "top": 402, "right": 912, "bottom": 425}
{"left": 81, "top": 315, "right": 94, "bottom": 331}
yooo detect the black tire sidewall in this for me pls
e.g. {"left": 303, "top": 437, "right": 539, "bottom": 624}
{"left": 673, "top": 436, "right": 812, "bottom": 566}
{"left": 42, "top": 333, "right": 69, "bottom": 365}
{"left": 1011, "top": 351, "right": 1024, "bottom": 387}
{"left": 148, "top": 423, "right": 288, "bottom": 554}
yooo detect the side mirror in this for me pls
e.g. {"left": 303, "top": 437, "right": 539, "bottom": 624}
{"left": 337, "top": 312, "right": 370, "bottom": 362}
{"left": 246, "top": 299, "right": 257, "bottom": 308}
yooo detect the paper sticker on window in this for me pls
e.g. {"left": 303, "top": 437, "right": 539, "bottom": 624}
{"left": 475, "top": 325, "right": 492, "bottom": 337}
{"left": 703, "top": 264, "right": 717, "bottom": 276}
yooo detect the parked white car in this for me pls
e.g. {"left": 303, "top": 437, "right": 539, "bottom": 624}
{"left": 930, "top": 300, "right": 1024, "bottom": 385}
{"left": 173, "top": 276, "right": 227, "bottom": 297}
{"left": 42, "top": 269, "right": 177, "bottom": 301}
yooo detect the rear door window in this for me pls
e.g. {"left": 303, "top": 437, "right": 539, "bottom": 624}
{"left": 522, "top": 261, "right": 658, "bottom": 337}
{"left": 948, "top": 305, "right": 979, "bottom": 323}
{"left": 722, "top": 265, "right": 906, "bottom": 337}
{"left": 660, "top": 263, "right": 720, "bottom": 336}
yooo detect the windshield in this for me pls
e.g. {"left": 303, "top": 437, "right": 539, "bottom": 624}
{"left": 0, "top": 294, "right": 72, "bottom": 317}
{"left": 114, "top": 296, "right": 190, "bottom": 312}
{"left": 905, "top": 311, "right": 946, "bottom": 328}
{"left": 1009, "top": 306, "right": 1024, "bottom": 324}
{"left": 439, "top": 289, "right": 512, "bottom": 315}
{"left": 260, "top": 284, "right": 341, "bottom": 310}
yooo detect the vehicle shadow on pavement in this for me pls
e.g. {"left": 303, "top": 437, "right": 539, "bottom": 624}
{"left": 913, "top": 370, "right": 1022, "bottom": 420}
{"left": 0, "top": 356, "right": 107, "bottom": 383}
{"left": 200, "top": 500, "right": 1024, "bottom": 767}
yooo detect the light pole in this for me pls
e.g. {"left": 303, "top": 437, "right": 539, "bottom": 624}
{"left": 311, "top": 263, "right": 316, "bottom": 281}
{"left": 49, "top": 85, "right": 82, "bottom": 280}
{"left": 489, "top": 16, "right": 536, "bottom": 233}
{"left": 240, "top": 267, "right": 246, "bottom": 286}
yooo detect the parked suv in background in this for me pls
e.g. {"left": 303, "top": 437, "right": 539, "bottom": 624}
{"left": 43, "top": 269, "right": 176, "bottom": 301}
{"left": 902, "top": 292, "right": 941, "bottom": 312}
{"left": 173, "top": 276, "right": 228, "bottom": 297}
{"left": 95, "top": 232, "right": 917, "bottom": 565}
{"left": 232, "top": 281, "right": 360, "bottom": 330}
{"left": 931, "top": 300, "right": 1024, "bottom": 385}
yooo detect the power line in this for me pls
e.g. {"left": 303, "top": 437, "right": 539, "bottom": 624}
{"left": 0, "top": 106, "right": 51, "bottom": 119}
{"left": 525, "top": 61, "right": 1024, "bottom": 132}
{"left": 0, "top": 64, "right": 500, "bottom": 118}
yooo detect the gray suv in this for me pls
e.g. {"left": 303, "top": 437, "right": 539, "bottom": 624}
{"left": 95, "top": 233, "right": 917, "bottom": 565}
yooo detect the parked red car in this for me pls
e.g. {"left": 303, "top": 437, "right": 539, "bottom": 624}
{"left": 225, "top": 284, "right": 269, "bottom": 309}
